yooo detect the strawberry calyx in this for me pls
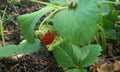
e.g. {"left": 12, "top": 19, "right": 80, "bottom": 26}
{"left": 35, "top": 25, "right": 63, "bottom": 51}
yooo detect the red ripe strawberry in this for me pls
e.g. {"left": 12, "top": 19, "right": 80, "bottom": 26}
{"left": 40, "top": 31, "right": 56, "bottom": 45}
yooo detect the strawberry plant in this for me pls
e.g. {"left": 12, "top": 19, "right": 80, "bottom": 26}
{"left": 97, "top": 0, "right": 120, "bottom": 53}
{"left": 102, "top": 1, "right": 119, "bottom": 40}
{"left": 17, "top": 0, "right": 102, "bottom": 71}
{"left": 0, "top": 0, "right": 119, "bottom": 72}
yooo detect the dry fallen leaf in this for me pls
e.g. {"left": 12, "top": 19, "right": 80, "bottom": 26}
{"left": 100, "top": 61, "right": 114, "bottom": 72}
{"left": 114, "top": 60, "right": 120, "bottom": 72}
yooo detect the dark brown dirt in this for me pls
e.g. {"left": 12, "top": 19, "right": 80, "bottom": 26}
{"left": 0, "top": 46, "right": 64, "bottom": 72}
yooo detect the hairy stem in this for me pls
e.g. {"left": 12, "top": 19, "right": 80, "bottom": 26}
{"left": 39, "top": 7, "right": 68, "bottom": 29}
{"left": 98, "top": 0, "right": 107, "bottom": 53}
{"left": 0, "top": 18, "right": 5, "bottom": 46}
{"left": 30, "top": 0, "right": 60, "bottom": 8}
{"left": 98, "top": 25, "right": 107, "bottom": 54}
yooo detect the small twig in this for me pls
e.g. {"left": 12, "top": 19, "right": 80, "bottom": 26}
{"left": 106, "top": 56, "right": 120, "bottom": 61}
{"left": 12, "top": 3, "right": 19, "bottom": 14}
{"left": 2, "top": 6, "right": 7, "bottom": 20}
{"left": 10, "top": 63, "right": 19, "bottom": 71}
{"left": 41, "top": 62, "right": 54, "bottom": 72}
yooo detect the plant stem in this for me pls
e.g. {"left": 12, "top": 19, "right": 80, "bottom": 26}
{"left": 31, "top": 0, "right": 68, "bottom": 29}
{"left": 31, "top": 0, "right": 51, "bottom": 5}
{"left": 100, "top": 0, "right": 103, "bottom": 27}
{"left": 0, "top": 18, "right": 5, "bottom": 46}
{"left": 39, "top": 9, "right": 58, "bottom": 29}
{"left": 39, "top": 7, "right": 68, "bottom": 29}
{"left": 98, "top": 25, "right": 106, "bottom": 54}
{"left": 98, "top": 0, "right": 107, "bottom": 53}
{"left": 30, "top": 0, "right": 60, "bottom": 8}
{"left": 95, "top": 33, "right": 100, "bottom": 44}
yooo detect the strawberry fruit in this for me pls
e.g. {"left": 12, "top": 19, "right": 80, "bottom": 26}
{"left": 40, "top": 31, "right": 56, "bottom": 45}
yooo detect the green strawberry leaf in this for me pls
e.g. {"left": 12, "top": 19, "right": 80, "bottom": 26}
{"left": 81, "top": 45, "right": 102, "bottom": 67}
{"left": 18, "top": 6, "right": 55, "bottom": 43}
{"left": 102, "top": 3, "right": 110, "bottom": 16}
{"left": 65, "top": 68, "right": 87, "bottom": 72}
{"left": 53, "top": 42, "right": 102, "bottom": 68}
{"left": 0, "top": 45, "right": 19, "bottom": 57}
{"left": 53, "top": 0, "right": 99, "bottom": 45}
{"left": 18, "top": 39, "right": 41, "bottom": 54}
{"left": 53, "top": 42, "right": 78, "bottom": 68}
{"left": 106, "top": 29, "right": 117, "bottom": 39}
{"left": 0, "top": 39, "right": 41, "bottom": 57}
{"left": 103, "top": 3, "right": 118, "bottom": 39}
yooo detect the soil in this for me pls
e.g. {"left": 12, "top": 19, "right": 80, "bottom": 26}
{"left": 0, "top": 46, "right": 64, "bottom": 72}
